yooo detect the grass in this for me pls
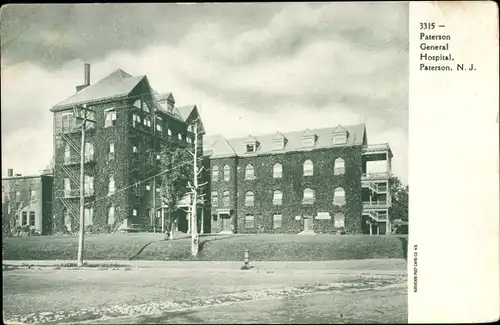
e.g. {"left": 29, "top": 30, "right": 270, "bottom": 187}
{"left": 2, "top": 233, "right": 408, "bottom": 261}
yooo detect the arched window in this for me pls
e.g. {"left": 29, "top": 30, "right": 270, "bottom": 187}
{"left": 334, "top": 158, "right": 345, "bottom": 175}
{"left": 273, "top": 190, "right": 283, "bottom": 205}
{"left": 108, "top": 206, "right": 115, "bottom": 225}
{"left": 245, "top": 191, "right": 255, "bottom": 206}
{"left": 273, "top": 163, "right": 282, "bottom": 178}
{"left": 333, "top": 187, "right": 346, "bottom": 206}
{"left": 303, "top": 188, "right": 315, "bottom": 204}
{"left": 303, "top": 159, "right": 313, "bottom": 176}
{"left": 212, "top": 166, "right": 219, "bottom": 182}
{"left": 245, "top": 164, "right": 255, "bottom": 180}
{"left": 223, "top": 165, "right": 230, "bottom": 181}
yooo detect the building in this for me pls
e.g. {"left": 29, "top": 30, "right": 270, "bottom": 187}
{"left": 2, "top": 169, "right": 53, "bottom": 235}
{"left": 203, "top": 124, "right": 393, "bottom": 235}
{"left": 49, "top": 64, "right": 206, "bottom": 233}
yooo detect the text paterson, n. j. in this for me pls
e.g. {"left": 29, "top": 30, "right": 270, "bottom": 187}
{"left": 420, "top": 32, "right": 451, "bottom": 41}
{"left": 420, "top": 64, "right": 452, "bottom": 71}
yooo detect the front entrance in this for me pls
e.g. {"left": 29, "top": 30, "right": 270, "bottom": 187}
{"left": 303, "top": 216, "right": 313, "bottom": 232}
{"left": 221, "top": 214, "right": 232, "bottom": 232}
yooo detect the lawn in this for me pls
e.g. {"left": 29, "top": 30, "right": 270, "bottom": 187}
{"left": 2, "top": 233, "right": 408, "bottom": 261}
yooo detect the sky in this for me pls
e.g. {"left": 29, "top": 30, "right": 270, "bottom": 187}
{"left": 1, "top": 3, "right": 409, "bottom": 183}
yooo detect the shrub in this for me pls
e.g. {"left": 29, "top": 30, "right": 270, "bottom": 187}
{"left": 100, "top": 224, "right": 112, "bottom": 233}
{"left": 11, "top": 225, "right": 22, "bottom": 237}
{"left": 29, "top": 229, "right": 41, "bottom": 236}
{"left": 21, "top": 225, "right": 30, "bottom": 233}
{"left": 53, "top": 224, "right": 70, "bottom": 235}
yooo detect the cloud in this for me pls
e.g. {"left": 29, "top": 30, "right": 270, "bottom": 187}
{"left": 1, "top": 3, "right": 408, "bottom": 183}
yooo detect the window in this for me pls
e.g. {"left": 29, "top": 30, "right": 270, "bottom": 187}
{"left": 30, "top": 189, "right": 36, "bottom": 199}
{"left": 168, "top": 129, "right": 172, "bottom": 136}
{"left": 133, "top": 145, "right": 138, "bottom": 153}
{"left": 61, "top": 113, "right": 75, "bottom": 133}
{"left": 211, "top": 191, "right": 218, "bottom": 206}
{"left": 29, "top": 211, "right": 35, "bottom": 226}
{"left": 64, "top": 178, "right": 71, "bottom": 196}
{"left": 273, "top": 163, "right": 282, "bottom": 178}
{"left": 178, "top": 133, "right": 182, "bottom": 141}
{"left": 132, "top": 209, "right": 137, "bottom": 216}
{"left": 64, "top": 210, "right": 71, "bottom": 231}
{"left": 223, "top": 165, "right": 230, "bottom": 181}
{"left": 303, "top": 188, "right": 315, "bottom": 204}
{"left": 245, "top": 164, "right": 255, "bottom": 180}
{"left": 301, "top": 136, "right": 315, "bottom": 147}
{"left": 84, "top": 175, "right": 94, "bottom": 196}
{"left": 273, "top": 214, "right": 282, "bottom": 229}
{"left": 187, "top": 137, "right": 192, "bottom": 143}
{"left": 212, "top": 214, "right": 218, "bottom": 222}
{"left": 245, "top": 215, "right": 254, "bottom": 229}
{"left": 245, "top": 191, "right": 254, "bottom": 206}
{"left": 133, "top": 99, "right": 142, "bottom": 109}
{"left": 212, "top": 166, "right": 219, "bottom": 182}
{"left": 223, "top": 191, "right": 230, "bottom": 206}
{"left": 64, "top": 143, "right": 71, "bottom": 163}
{"left": 333, "top": 133, "right": 347, "bottom": 145}
{"left": 146, "top": 184, "right": 151, "bottom": 191}
{"left": 334, "top": 212, "right": 345, "bottom": 228}
{"left": 132, "top": 114, "right": 141, "bottom": 124}
{"left": 143, "top": 117, "right": 151, "bottom": 127}
{"left": 22, "top": 211, "right": 28, "bottom": 225}
{"left": 334, "top": 158, "right": 345, "bottom": 175}
{"left": 85, "top": 208, "right": 94, "bottom": 225}
{"left": 156, "top": 187, "right": 160, "bottom": 193}
{"left": 273, "top": 190, "right": 283, "bottom": 205}
{"left": 84, "top": 142, "right": 94, "bottom": 162}
{"left": 246, "top": 144, "right": 256, "bottom": 153}
{"left": 109, "top": 143, "right": 115, "bottom": 160}
{"left": 156, "top": 123, "right": 162, "bottom": 132}
{"left": 273, "top": 139, "right": 285, "bottom": 151}
{"left": 104, "top": 109, "right": 117, "bottom": 127}
{"left": 303, "top": 159, "right": 314, "bottom": 176}
{"left": 108, "top": 176, "right": 115, "bottom": 195}
{"left": 333, "top": 187, "right": 346, "bottom": 206}
{"left": 108, "top": 206, "right": 115, "bottom": 225}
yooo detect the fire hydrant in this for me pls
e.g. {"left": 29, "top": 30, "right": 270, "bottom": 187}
{"left": 241, "top": 249, "right": 250, "bottom": 270}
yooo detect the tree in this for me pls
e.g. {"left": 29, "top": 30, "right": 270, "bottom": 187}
{"left": 158, "top": 143, "right": 193, "bottom": 240}
{"left": 389, "top": 176, "right": 409, "bottom": 222}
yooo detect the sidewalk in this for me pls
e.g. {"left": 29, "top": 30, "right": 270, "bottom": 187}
{"left": 2, "top": 258, "right": 407, "bottom": 274}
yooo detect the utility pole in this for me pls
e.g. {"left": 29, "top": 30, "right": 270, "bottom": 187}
{"left": 152, "top": 102, "right": 157, "bottom": 234}
{"left": 74, "top": 103, "right": 95, "bottom": 267}
{"left": 188, "top": 118, "right": 207, "bottom": 257}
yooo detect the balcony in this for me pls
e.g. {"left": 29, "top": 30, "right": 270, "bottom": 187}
{"left": 362, "top": 181, "right": 388, "bottom": 193}
{"left": 362, "top": 143, "right": 392, "bottom": 154}
{"left": 363, "top": 200, "right": 390, "bottom": 208}
{"left": 361, "top": 172, "right": 391, "bottom": 180}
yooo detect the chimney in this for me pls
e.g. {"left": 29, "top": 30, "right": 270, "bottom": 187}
{"left": 84, "top": 63, "right": 90, "bottom": 86}
{"left": 76, "top": 63, "right": 91, "bottom": 93}
{"left": 7, "top": 169, "right": 13, "bottom": 177}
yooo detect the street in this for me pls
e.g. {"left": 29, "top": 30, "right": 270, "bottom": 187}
{"left": 3, "top": 260, "right": 407, "bottom": 324}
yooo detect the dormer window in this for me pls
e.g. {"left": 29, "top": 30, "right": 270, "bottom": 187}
{"left": 301, "top": 130, "right": 316, "bottom": 148}
{"left": 273, "top": 132, "right": 286, "bottom": 151}
{"left": 244, "top": 135, "right": 258, "bottom": 153}
{"left": 332, "top": 125, "right": 349, "bottom": 145}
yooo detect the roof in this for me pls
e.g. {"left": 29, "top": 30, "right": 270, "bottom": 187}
{"left": 204, "top": 123, "right": 367, "bottom": 158}
{"left": 176, "top": 105, "right": 196, "bottom": 122}
{"left": 52, "top": 69, "right": 145, "bottom": 110}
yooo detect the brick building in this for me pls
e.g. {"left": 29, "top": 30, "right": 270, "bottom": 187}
{"left": 50, "top": 64, "right": 205, "bottom": 232}
{"left": 203, "top": 124, "right": 393, "bottom": 235}
{"left": 2, "top": 169, "right": 53, "bottom": 235}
